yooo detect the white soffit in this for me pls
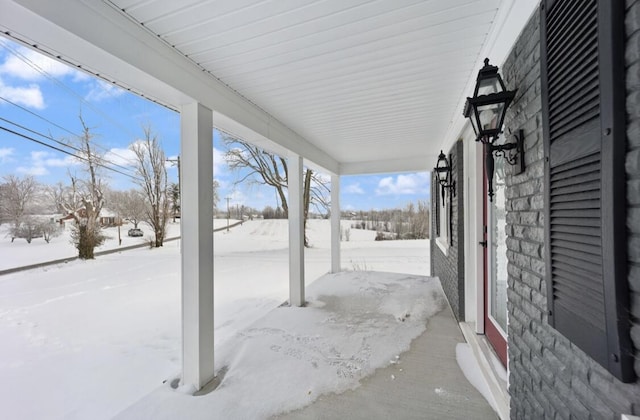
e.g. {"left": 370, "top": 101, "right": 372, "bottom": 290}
{"left": 110, "top": 0, "right": 503, "bottom": 172}
{"left": 2, "top": 0, "right": 532, "bottom": 175}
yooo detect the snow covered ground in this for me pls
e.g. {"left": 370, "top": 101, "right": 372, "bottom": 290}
{"left": 0, "top": 219, "right": 237, "bottom": 271}
{"left": 0, "top": 219, "right": 432, "bottom": 420}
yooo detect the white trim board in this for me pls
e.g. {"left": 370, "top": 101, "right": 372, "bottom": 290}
{"left": 459, "top": 322, "right": 510, "bottom": 420}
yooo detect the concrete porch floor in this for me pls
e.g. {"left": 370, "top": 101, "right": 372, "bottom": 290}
{"left": 273, "top": 304, "right": 498, "bottom": 420}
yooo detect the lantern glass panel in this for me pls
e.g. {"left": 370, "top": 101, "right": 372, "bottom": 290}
{"left": 464, "top": 99, "right": 479, "bottom": 135}
{"left": 477, "top": 75, "right": 502, "bottom": 96}
{"left": 437, "top": 165, "right": 448, "bottom": 183}
{"left": 476, "top": 102, "right": 505, "bottom": 131}
{"left": 469, "top": 112, "right": 479, "bottom": 135}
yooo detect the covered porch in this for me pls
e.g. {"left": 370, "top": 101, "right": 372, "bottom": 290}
{"left": 0, "top": 0, "right": 540, "bottom": 418}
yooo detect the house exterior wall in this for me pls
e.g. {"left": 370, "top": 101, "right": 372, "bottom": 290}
{"left": 431, "top": 140, "right": 464, "bottom": 320}
{"left": 419, "top": 3, "right": 640, "bottom": 417}
{"left": 505, "top": 6, "right": 640, "bottom": 419}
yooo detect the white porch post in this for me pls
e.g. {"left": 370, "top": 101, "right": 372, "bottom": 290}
{"left": 331, "top": 173, "right": 341, "bottom": 273}
{"left": 288, "top": 154, "right": 305, "bottom": 307}
{"left": 180, "top": 102, "right": 214, "bottom": 390}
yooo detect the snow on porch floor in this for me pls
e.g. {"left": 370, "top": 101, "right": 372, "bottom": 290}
{"left": 274, "top": 306, "right": 497, "bottom": 420}
{"left": 115, "top": 271, "right": 496, "bottom": 420}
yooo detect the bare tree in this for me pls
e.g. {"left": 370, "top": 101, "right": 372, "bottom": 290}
{"left": 108, "top": 189, "right": 146, "bottom": 228}
{"left": 130, "top": 127, "right": 168, "bottom": 247}
{"left": 224, "top": 136, "right": 290, "bottom": 216}
{"left": 57, "top": 117, "right": 106, "bottom": 259}
{"left": 46, "top": 182, "right": 66, "bottom": 214}
{"left": 40, "top": 219, "right": 62, "bottom": 243}
{"left": 410, "top": 200, "right": 430, "bottom": 239}
{"left": 0, "top": 175, "right": 38, "bottom": 234}
{"left": 213, "top": 179, "right": 220, "bottom": 213}
{"left": 353, "top": 204, "right": 429, "bottom": 240}
{"left": 223, "top": 134, "right": 330, "bottom": 246}
{"left": 0, "top": 183, "right": 5, "bottom": 226}
{"left": 14, "top": 216, "right": 41, "bottom": 243}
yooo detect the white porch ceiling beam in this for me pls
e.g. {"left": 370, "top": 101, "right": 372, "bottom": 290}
{"left": 340, "top": 156, "right": 432, "bottom": 176}
{"left": 3, "top": 0, "right": 339, "bottom": 174}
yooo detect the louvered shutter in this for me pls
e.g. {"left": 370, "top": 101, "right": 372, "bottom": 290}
{"left": 541, "top": 0, "right": 633, "bottom": 382}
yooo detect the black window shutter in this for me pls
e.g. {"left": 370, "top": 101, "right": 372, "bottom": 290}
{"left": 541, "top": 0, "right": 633, "bottom": 382}
{"left": 449, "top": 167, "right": 453, "bottom": 246}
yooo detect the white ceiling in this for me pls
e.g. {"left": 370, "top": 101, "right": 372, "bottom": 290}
{"left": 1, "top": 0, "right": 537, "bottom": 174}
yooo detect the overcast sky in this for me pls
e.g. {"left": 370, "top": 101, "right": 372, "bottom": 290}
{"left": 0, "top": 38, "right": 429, "bottom": 211}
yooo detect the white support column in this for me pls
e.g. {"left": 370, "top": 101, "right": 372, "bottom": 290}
{"left": 288, "top": 154, "right": 305, "bottom": 307}
{"left": 330, "top": 173, "right": 341, "bottom": 273}
{"left": 180, "top": 102, "right": 214, "bottom": 390}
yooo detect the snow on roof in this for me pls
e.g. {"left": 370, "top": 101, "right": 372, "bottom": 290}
{"left": 100, "top": 208, "right": 117, "bottom": 217}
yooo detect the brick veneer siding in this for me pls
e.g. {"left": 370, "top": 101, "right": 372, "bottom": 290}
{"left": 431, "top": 140, "right": 464, "bottom": 320}
{"left": 505, "top": 6, "right": 640, "bottom": 419}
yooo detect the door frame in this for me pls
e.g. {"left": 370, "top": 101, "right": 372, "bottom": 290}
{"left": 482, "top": 144, "right": 508, "bottom": 367}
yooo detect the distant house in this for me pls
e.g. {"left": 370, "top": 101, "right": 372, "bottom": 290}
{"left": 98, "top": 209, "right": 123, "bottom": 227}
{"left": 59, "top": 208, "right": 122, "bottom": 227}
{"left": 58, "top": 214, "right": 71, "bottom": 226}
{"left": 58, "top": 210, "right": 85, "bottom": 226}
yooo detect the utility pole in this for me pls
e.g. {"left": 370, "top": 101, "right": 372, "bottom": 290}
{"left": 226, "top": 196, "right": 231, "bottom": 231}
{"left": 166, "top": 156, "right": 181, "bottom": 220}
{"left": 117, "top": 211, "right": 122, "bottom": 246}
{"left": 166, "top": 156, "right": 181, "bottom": 187}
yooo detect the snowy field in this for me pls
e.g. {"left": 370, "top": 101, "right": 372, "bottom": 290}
{"left": 0, "top": 219, "right": 431, "bottom": 420}
{"left": 0, "top": 219, "right": 238, "bottom": 271}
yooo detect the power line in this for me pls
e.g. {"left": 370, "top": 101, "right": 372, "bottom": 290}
{"left": 0, "top": 125, "right": 140, "bottom": 181}
{"left": 1, "top": 31, "right": 179, "bottom": 114}
{"left": 0, "top": 39, "right": 171, "bottom": 184}
{"left": 0, "top": 116, "right": 136, "bottom": 174}
{"left": 0, "top": 39, "right": 137, "bottom": 139}
{"left": 0, "top": 96, "right": 80, "bottom": 137}
{"left": 0, "top": 95, "right": 138, "bottom": 172}
{"left": 0, "top": 40, "right": 142, "bottom": 166}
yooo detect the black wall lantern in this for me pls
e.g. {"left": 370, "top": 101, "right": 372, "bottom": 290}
{"left": 434, "top": 150, "right": 456, "bottom": 207}
{"left": 463, "top": 58, "right": 525, "bottom": 201}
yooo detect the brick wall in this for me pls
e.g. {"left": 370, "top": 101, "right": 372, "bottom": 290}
{"left": 505, "top": 6, "right": 640, "bottom": 419}
{"left": 431, "top": 140, "right": 464, "bottom": 320}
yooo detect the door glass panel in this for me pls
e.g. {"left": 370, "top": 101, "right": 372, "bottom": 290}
{"left": 490, "top": 155, "right": 508, "bottom": 332}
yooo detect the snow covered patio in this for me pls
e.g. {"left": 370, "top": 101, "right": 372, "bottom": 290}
{"left": 115, "top": 271, "right": 496, "bottom": 420}
{"left": 275, "top": 305, "right": 497, "bottom": 420}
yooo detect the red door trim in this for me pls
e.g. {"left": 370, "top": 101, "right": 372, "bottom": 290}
{"left": 483, "top": 144, "right": 508, "bottom": 367}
